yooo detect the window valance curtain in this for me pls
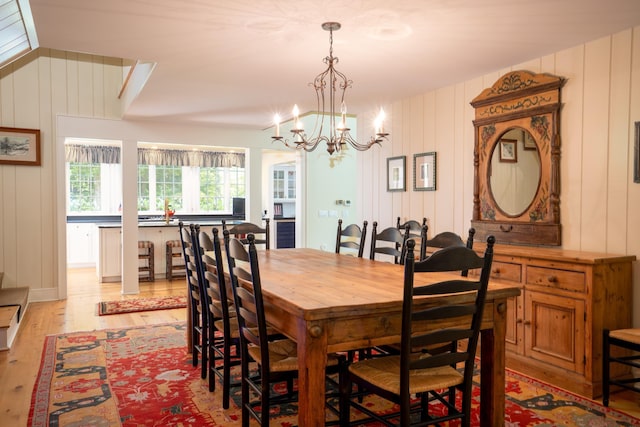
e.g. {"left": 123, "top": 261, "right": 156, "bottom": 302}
{"left": 65, "top": 145, "right": 121, "bottom": 164}
{"left": 65, "top": 145, "right": 245, "bottom": 168}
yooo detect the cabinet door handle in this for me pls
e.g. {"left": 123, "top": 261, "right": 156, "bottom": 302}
{"left": 516, "top": 319, "right": 523, "bottom": 324}
{"left": 523, "top": 320, "right": 532, "bottom": 326}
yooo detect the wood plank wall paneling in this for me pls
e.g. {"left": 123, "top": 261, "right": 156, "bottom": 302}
{"left": 582, "top": 36, "right": 612, "bottom": 252}
{"left": 608, "top": 30, "right": 633, "bottom": 255}
{"left": 0, "top": 49, "right": 123, "bottom": 291}
{"left": 358, "top": 26, "right": 640, "bottom": 326}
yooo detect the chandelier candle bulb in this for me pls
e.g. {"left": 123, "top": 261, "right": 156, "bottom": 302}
{"left": 274, "top": 114, "right": 280, "bottom": 137}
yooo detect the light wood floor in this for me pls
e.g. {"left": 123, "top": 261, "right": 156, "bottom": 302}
{"left": 0, "top": 267, "right": 638, "bottom": 426}
{"left": 0, "top": 268, "right": 187, "bottom": 426}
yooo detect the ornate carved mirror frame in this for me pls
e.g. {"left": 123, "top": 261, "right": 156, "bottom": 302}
{"left": 471, "top": 70, "right": 564, "bottom": 246}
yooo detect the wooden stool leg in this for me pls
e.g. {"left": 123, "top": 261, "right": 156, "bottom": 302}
{"left": 166, "top": 242, "right": 172, "bottom": 281}
{"left": 603, "top": 329, "right": 610, "bottom": 406}
{"left": 149, "top": 244, "right": 154, "bottom": 281}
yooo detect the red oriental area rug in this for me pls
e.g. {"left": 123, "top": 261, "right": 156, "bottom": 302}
{"left": 29, "top": 323, "right": 640, "bottom": 426}
{"left": 97, "top": 295, "right": 187, "bottom": 315}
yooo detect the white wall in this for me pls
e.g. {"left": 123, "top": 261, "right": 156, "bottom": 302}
{"left": 357, "top": 26, "right": 640, "bottom": 327}
{"left": 0, "top": 49, "right": 123, "bottom": 300}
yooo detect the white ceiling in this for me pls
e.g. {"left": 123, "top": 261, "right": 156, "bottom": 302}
{"left": 29, "top": 0, "right": 640, "bottom": 129}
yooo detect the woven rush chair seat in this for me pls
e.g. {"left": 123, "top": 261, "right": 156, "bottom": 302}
{"left": 609, "top": 329, "right": 640, "bottom": 344}
{"left": 347, "top": 353, "right": 464, "bottom": 395}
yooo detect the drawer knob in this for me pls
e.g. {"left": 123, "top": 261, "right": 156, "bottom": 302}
{"left": 492, "top": 268, "right": 501, "bottom": 274}
{"left": 499, "top": 224, "right": 513, "bottom": 232}
{"left": 547, "top": 275, "right": 557, "bottom": 283}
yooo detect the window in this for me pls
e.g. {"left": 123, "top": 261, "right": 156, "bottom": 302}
{"left": 155, "top": 165, "right": 183, "bottom": 211}
{"left": 137, "top": 165, "right": 150, "bottom": 211}
{"left": 68, "top": 163, "right": 101, "bottom": 212}
{"left": 199, "top": 166, "right": 245, "bottom": 212}
{"left": 65, "top": 145, "right": 246, "bottom": 215}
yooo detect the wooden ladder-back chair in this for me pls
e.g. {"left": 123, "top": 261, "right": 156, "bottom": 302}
{"left": 370, "top": 221, "right": 410, "bottom": 264}
{"left": 397, "top": 217, "right": 427, "bottom": 238}
{"left": 178, "top": 222, "right": 207, "bottom": 378}
{"left": 223, "top": 218, "right": 271, "bottom": 249}
{"left": 336, "top": 219, "right": 368, "bottom": 257}
{"left": 425, "top": 227, "right": 476, "bottom": 276}
{"left": 397, "top": 217, "right": 427, "bottom": 259}
{"left": 224, "top": 231, "right": 345, "bottom": 426}
{"left": 340, "top": 236, "right": 496, "bottom": 426}
{"left": 201, "top": 226, "right": 241, "bottom": 408}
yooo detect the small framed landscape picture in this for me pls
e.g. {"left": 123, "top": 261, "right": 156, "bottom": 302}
{"left": 523, "top": 131, "right": 537, "bottom": 150}
{"left": 499, "top": 138, "right": 517, "bottom": 163}
{"left": 0, "top": 127, "right": 41, "bottom": 166}
{"left": 387, "top": 156, "right": 406, "bottom": 192}
{"left": 413, "top": 152, "right": 436, "bottom": 191}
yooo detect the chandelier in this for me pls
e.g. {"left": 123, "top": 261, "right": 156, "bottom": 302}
{"left": 271, "top": 22, "right": 388, "bottom": 155}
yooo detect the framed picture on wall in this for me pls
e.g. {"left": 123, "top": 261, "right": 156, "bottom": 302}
{"left": 387, "top": 156, "right": 406, "bottom": 192}
{"left": 413, "top": 152, "right": 436, "bottom": 191}
{"left": 499, "top": 138, "right": 517, "bottom": 163}
{"left": 523, "top": 131, "right": 537, "bottom": 150}
{"left": 0, "top": 127, "right": 41, "bottom": 166}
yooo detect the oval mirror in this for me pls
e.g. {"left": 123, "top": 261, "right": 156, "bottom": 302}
{"left": 489, "top": 127, "right": 541, "bottom": 217}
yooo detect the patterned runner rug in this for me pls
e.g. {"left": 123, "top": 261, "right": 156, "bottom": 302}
{"left": 97, "top": 295, "right": 187, "bottom": 315}
{"left": 28, "top": 323, "right": 640, "bottom": 426}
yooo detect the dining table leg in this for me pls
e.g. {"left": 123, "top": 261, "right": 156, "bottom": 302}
{"left": 296, "top": 320, "right": 329, "bottom": 426}
{"left": 480, "top": 299, "right": 508, "bottom": 426}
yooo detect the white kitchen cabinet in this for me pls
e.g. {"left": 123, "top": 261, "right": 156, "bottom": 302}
{"left": 67, "top": 223, "right": 97, "bottom": 267}
{"left": 97, "top": 227, "right": 122, "bottom": 282}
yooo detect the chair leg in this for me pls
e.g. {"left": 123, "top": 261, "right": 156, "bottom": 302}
{"left": 339, "top": 369, "right": 351, "bottom": 425}
{"left": 200, "top": 314, "right": 208, "bottom": 380}
{"left": 241, "top": 360, "right": 251, "bottom": 427}
{"left": 603, "top": 329, "right": 611, "bottom": 407}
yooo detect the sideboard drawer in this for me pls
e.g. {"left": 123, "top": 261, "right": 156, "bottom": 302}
{"left": 489, "top": 261, "right": 522, "bottom": 282}
{"left": 526, "top": 266, "right": 585, "bottom": 293}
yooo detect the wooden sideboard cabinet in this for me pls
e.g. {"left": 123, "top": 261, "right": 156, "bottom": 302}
{"left": 472, "top": 243, "right": 635, "bottom": 398}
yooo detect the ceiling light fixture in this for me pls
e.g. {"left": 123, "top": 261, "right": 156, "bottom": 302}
{"left": 271, "top": 22, "right": 388, "bottom": 155}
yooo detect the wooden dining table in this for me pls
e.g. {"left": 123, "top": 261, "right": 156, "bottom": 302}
{"left": 200, "top": 247, "right": 520, "bottom": 426}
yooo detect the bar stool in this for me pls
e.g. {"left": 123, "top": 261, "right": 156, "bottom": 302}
{"left": 138, "top": 240, "right": 155, "bottom": 281}
{"left": 166, "top": 239, "right": 185, "bottom": 280}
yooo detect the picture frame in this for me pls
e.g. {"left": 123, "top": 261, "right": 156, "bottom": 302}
{"left": 0, "top": 126, "right": 41, "bottom": 166}
{"left": 635, "top": 121, "right": 640, "bottom": 183}
{"left": 523, "top": 131, "right": 537, "bottom": 150}
{"left": 413, "top": 151, "right": 436, "bottom": 191}
{"left": 387, "top": 155, "right": 406, "bottom": 192}
{"left": 499, "top": 138, "right": 517, "bottom": 163}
